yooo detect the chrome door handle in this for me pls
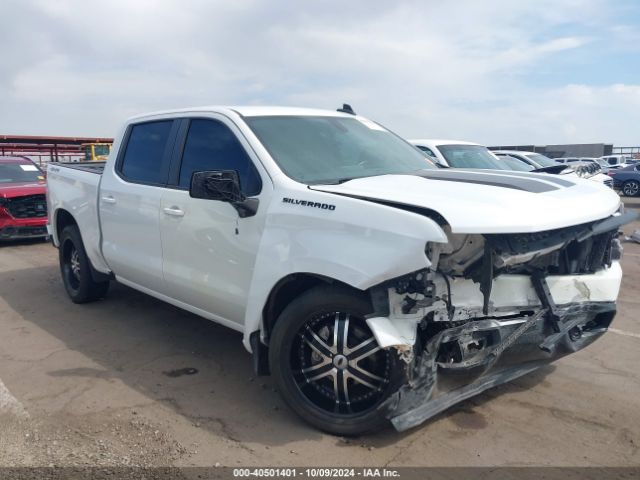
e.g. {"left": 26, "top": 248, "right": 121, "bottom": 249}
{"left": 101, "top": 196, "right": 116, "bottom": 204}
{"left": 163, "top": 206, "right": 185, "bottom": 217}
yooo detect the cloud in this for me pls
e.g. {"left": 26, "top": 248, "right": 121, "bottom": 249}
{"left": 0, "top": 0, "right": 637, "bottom": 145}
{"left": 415, "top": 83, "right": 640, "bottom": 146}
{"left": 535, "top": 37, "right": 591, "bottom": 54}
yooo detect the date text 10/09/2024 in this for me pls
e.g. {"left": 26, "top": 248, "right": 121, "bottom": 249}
{"left": 233, "top": 468, "right": 401, "bottom": 478}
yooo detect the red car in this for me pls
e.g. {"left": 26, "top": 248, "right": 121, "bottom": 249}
{"left": 0, "top": 156, "right": 48, "bottom": 241}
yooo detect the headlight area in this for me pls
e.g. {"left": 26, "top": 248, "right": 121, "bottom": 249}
{"left": 365, "top": 214, "right": 634, "bottom": 431}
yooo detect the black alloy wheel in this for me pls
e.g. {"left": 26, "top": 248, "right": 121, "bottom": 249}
{"left": 269, "top": 286, "right": 407, "bottom": 435}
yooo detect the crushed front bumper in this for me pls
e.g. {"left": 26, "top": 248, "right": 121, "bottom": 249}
{"left": 383, "top": 300, "right": 616, "bottom": 432}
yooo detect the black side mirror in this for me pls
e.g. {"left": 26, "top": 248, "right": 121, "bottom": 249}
{"left": 190, "top": 170, "right": 244, "bottom": 202}
{"left": 190, "top": 170, "right": 258, "bottom": 218}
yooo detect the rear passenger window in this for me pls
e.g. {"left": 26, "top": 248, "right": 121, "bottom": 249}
{"left": 120, "top": 121, "right": 173, "bottom": 184}
{"left": 179, "top": 119, "right": 262, "bottom": 195}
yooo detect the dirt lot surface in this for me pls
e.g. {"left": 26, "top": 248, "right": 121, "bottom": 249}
{"left": 0, "top": 197, "right": 639, "bottom": 468}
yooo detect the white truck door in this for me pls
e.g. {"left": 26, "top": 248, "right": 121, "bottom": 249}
{"left": 99, "top": 119, "right": 178, "bottom": 293}
{"left": 159, "top": 117, "right": 268, "bottom": 327}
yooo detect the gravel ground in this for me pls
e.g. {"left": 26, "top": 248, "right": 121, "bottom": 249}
{"left": 0, "top": 196, "right": 639, "bottom": 467}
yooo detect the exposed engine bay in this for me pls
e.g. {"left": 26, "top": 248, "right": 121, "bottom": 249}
{"left": 367, "top": 211, "right": 635, "bottom": 431}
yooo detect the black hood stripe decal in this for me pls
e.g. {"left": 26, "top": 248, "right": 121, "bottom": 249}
{"left": 412, "top": 170, "right": 564, "bottom": 193}
{"left": 471, "top": 169, "right": 575, "bottom": 187}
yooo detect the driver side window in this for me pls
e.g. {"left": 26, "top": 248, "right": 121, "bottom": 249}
{"left": 178, "top": 119, "right": 262, "bottom": 195}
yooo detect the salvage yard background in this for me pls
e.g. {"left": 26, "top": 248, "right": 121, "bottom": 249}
{"left": 0, "top": 198, "right": 638, "bottom": 467}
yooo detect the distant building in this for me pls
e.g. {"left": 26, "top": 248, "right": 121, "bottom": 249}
{"left": 488, "top": 143, "right": 613, "bottom": 158}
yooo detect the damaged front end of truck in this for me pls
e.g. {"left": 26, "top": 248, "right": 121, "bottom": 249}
{"left": 368, "top": 210, "right": 635, "bottom": 432}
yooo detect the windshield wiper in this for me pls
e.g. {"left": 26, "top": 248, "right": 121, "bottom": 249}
{"left": 314, "top": 177, "right": 358, "bottom": 185}
{"left": 334, "top": 177, "right": 357, "bottom": 184}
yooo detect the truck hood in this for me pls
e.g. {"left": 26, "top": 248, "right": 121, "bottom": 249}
{"left": 0, "top": 182, "right": 47, "bottom": 198}
{"left": 310, "top": 169, "right": 621, "bottom": 234}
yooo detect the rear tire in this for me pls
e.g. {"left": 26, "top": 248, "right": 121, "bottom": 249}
{"left": 622, "top": 180, "right": 640, "bottom": 197}
{"left": 59, "top": 225, "right": 109, "bottom": 303}
{"left": 269, "top": 285, "right": 407, "bottom": 436}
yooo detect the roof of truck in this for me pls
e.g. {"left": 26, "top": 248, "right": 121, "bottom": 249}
{"left": 127, "top": 106, "right": 356, "bottom": 123}
{"left": 233, "top": 106, "right": 352, "bottom": 117}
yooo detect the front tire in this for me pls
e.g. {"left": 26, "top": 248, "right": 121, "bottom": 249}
{"left": 59, "top": 225, "right": 109, "bottom": 303}
{"left": 622, "top": 180, "right": 640, "bottom": 197}
{"left": 269, "top": 285, "right": 406, "bottom": 435}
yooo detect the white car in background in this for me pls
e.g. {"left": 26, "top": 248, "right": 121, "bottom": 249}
{"left": 409, "top": 139, "right": 505, "bottom": 169}
{"left": 555, "top": 157, "right": 581, "bottom": 164}
{"left": 408, "top": 141, "right": 614, "bottom": 189}
{"left": 494, "top": 150, "right": 614, "bottom": 189}
{"left": 599, "top": 155, "right": 629, "bottom": 170}
{"left": 493, "top": 150, "right": 571, "bottom": 172}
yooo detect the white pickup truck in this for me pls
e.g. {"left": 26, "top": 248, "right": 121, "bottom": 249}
{"left": 47, "top": 106, "right": 634, "bottom": 435}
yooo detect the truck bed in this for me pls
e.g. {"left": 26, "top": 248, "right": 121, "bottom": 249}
{"left": 56, "top": 161, "right": 106, "bottom": 174}
{"left": 47, "top": 160, "right": 107, "bottom": 274}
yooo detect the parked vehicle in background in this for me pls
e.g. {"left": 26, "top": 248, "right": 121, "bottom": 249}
{"left": 81, "top": 143, "right": 112, "bottom": 162}
{"left": 0, "top": 156, "right": 48, "bottom": 241}
{"left": 599, "top": 155, "right": 628, "bottom": 170}
{"left": 48, "top": 107, "right": 632, "bottom": 435}
{"left": 411, "top": 143, "right": 613, "bottom": 188}
{"left": 493, "top": 150, "right": 565, "bottom": 171}
{"left": 495, "top": 152, "right": 605, "bottom": 182}
{"left": 494, "top": 152, "right": 612, "bottom": 188}
{"left": 576, "top": 158, "right": 605, "bottom": 171}
{"left": 593, "top": 159, "right": 613, "bottom": 173}
{"left": 608, "top": 163, "right": 640, "bottom": 196}
{"left": 492, "top": 154, "right": 534, "bottom": 171}
{"left": 409, "top": 139, "right": 506, "bottom": 169}
{"left": 570, "top": 161, "right": 614, "bottom": 189}
{"left": 554, "top": 157, "right": 581, "bottom": 164}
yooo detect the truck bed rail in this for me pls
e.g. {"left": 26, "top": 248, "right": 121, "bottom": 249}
{"left": 54, "top": 161, "right": 106, "bottom": 174}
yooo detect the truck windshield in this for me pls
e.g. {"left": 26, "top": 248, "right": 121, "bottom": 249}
{"left": 245, "top": 116, "right": 436, "bottom": 184}
{"left": 438, "top": 145, "right": 505, "bottom": 169}
{"left": 0, "top": 163, "right": 44, "bottom": 183}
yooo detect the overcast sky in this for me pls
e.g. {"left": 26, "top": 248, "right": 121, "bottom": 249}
{"left": 1, "top": 0, "right": 639, "bottom": 146}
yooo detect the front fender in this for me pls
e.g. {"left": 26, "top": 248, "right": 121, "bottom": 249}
{"left": 242, "top": 192, "right": 448, "bottom": 351}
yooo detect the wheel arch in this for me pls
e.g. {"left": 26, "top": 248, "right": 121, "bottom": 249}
{"left": 261, "top": 273, "right": 366, "bottom": 342}
{"left": 53, "top": 208, "right": 78, "bottom": 245}
{"left": 55, "top": 209, "right": 112, "bottom": 283}
{"left": 248, "top": 272, "right": 367, "bottom": 376}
